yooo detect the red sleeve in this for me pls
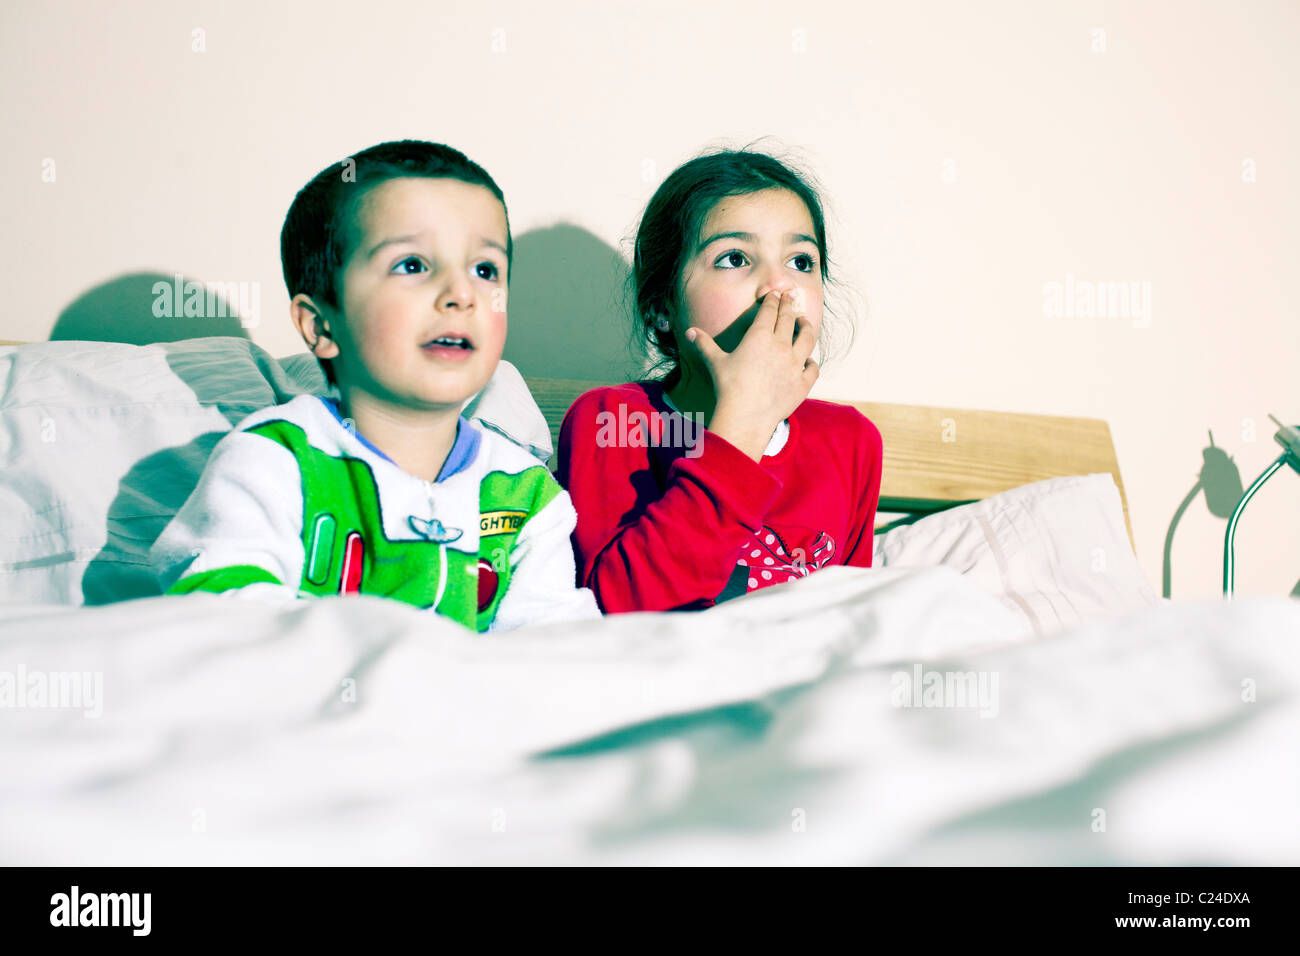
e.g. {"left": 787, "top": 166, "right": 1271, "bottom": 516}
{"left": 837, "top": 412, "right": 885, "bottom": 568}
{"left": 556, "top": 387, "right": 783, "bottom": 613}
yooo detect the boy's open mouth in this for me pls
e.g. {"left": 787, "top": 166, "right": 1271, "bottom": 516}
{"left": 421, "top": 334, "right": 475, "bottom": 359}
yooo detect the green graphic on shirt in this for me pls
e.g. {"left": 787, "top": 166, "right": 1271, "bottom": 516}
{"left": 169, "top": 563, "right": 281, "bottom": 594}
{"left": 252, "top": 419, "right": 558, "bottom": 631}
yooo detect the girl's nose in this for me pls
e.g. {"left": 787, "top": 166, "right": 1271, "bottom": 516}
{"left": 756, "top": 274, "right": 796, "bottom": 300}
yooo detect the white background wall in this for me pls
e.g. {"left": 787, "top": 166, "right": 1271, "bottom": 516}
{"left": 2, "top": 0, "right": 1297, "bottom": 599}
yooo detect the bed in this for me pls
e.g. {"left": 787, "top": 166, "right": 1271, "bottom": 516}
{"left": 1, "top": 336, "right": 1296, "bottom": 865}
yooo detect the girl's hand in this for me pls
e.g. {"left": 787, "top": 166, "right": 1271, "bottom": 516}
{"left": 686, "top": 289, "right": 819, "bottom": 461}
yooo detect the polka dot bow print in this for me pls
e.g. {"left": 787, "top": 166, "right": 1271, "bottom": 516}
{"left": 736, "top": 528, "right": 835, "bottom": 592}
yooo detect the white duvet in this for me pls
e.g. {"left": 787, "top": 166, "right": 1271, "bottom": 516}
{"left": 2, "top": 564, "right": 1296, "bottom": 865}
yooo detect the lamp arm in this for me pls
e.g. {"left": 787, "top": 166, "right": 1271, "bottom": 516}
{"left": 1223, "top": 453, "right": 1288, "bottom": 600}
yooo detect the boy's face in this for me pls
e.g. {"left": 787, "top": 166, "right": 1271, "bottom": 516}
{"left": 323, "top": 176, "right": 509, "bottom": 410}
{"left": 675, "top": 188, "right": 824, "bottom": 353}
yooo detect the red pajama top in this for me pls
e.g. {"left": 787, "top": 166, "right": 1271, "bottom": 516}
{"left": 556, "top": 381, "right": 885, "bottom": 613}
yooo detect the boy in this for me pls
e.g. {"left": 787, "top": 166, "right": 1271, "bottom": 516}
{"left": 150, "top": 140, "right": 599, "bottom": 631}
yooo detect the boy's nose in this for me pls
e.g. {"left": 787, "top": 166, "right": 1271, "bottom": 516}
{"left": 437, "top": 277, "right": 475, "bottom": 311}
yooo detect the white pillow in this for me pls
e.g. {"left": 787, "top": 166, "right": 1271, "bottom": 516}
{"left": 872, "top": 473, "right": 1157, "bottom": 638}
{"left": 0, "top": 337, "right": 552, "bottom": 606}
{"left": 460, "top": 358, "right": 552, "bottom": 461}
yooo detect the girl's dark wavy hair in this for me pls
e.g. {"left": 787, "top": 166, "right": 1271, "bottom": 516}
{"left": 630, "top": 145, "right": 852, "bottom": 389}
{"left": 280, "top": 139, "right": 511, "bottom": 386}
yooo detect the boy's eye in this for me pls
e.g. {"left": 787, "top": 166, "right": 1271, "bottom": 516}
{"left": 789, "top": 253, "right": 817, "bottom": 273}
{"left": 391, "top": 256, "right": 426, "bottom": 275}
{"left": 475, "top": 261, "right": 500, "bottom": 281}
{"left": 715, "top": 250, "right": 748, "bottom": 269}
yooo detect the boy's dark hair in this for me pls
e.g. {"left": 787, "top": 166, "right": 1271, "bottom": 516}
{"left": 631, "top": 146, "right": 848, "bottom": 389}
{"left": 281, "top": 139, "right": 512, "bottom": 387}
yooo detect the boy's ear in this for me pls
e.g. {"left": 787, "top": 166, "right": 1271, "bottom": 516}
{"left": 290, "top": 294, "right": 340, "bottom": 360}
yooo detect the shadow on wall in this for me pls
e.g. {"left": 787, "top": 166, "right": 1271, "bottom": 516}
{"left": 52, "top": 231, "right": 641, "bottom": 378}
{"left": 52, "top": 234, "right": 641, "bottom": 380}
{"left": 50, "top": 272, "right": 250, "bottom": 343}
{"left": 503, "top": 224, "right": 643, "bottom": 383}
{"left": 1163, "top": 429, "right": 1300, "bottom": 598}
{"left": 45, "top": 270, "right": 272, "bottom": 604}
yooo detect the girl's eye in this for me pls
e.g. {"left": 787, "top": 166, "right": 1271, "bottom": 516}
{"left": 716, "top": 250, "right": 748, "bottom": 269}
{"left": 391, "top": 256, "right": 426, "bottom": 275}
{"left": 475, "top": 261, "right": 500, "bottom": 281}
{"left": 789, "top": 253, "right": 817, "bottom": 273}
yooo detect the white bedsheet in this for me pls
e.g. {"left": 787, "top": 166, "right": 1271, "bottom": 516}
{"left": 1, "top": 565, "right": 1296, "bottom": 865}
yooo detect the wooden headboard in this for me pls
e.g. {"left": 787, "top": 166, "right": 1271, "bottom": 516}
{"left": 0, "top": 341, "right": 1134, "bottom": 549}
{"left": 525, "top": 376, "right": 1134, "bottom": 550}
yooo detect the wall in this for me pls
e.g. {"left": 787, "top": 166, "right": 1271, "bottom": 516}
{"left": 2, "top": 0, "right": 1297, "bottom": 598}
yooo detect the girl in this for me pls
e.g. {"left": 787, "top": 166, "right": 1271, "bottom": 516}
{"left": 557, "top": 149, "right": 884, "bottom": 612}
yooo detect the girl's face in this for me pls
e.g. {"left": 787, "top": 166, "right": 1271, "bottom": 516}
{"left": 674, "top": 188, "right": 824, "bottom": 354}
